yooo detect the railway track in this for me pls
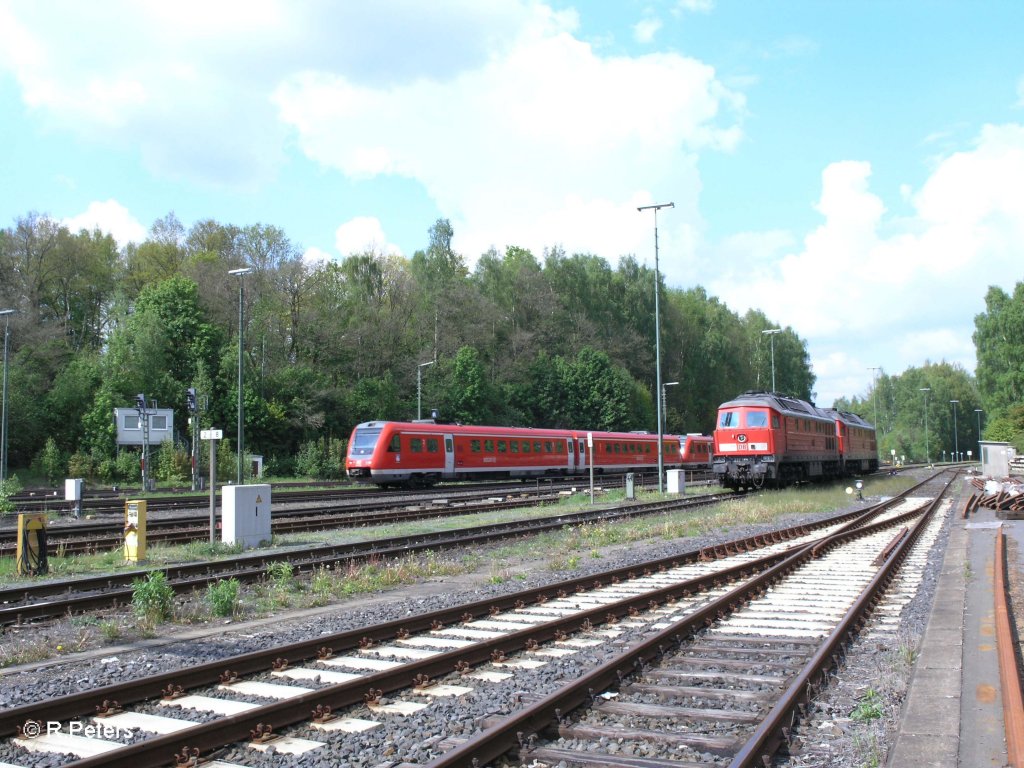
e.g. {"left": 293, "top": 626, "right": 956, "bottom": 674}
{"left": 0, "top": 486, "right": 579, "bottom": 557}
{"left": 0, "top": 470, "right": 954, "bottom": 767}
{"left": 5, "top": 472, "right": 716, "bottom": 517}
{"left": 0, "top": 492, "right": 733, "bottom": 625}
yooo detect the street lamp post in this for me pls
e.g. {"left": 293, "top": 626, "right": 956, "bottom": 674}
{"left": 417, "top": 360, "right": 435, "bottom": 420}
{"left": 919, "top": 387, "right": 931, "bottom": 464}
{"left": 762, "top": 329, "right": 782, "bottom": 392}
{"left": 229, "top": 267, "right": 253, "bottom": 484}
{"left": 638, "top": 201, "right": 674, "bottom": 493}
{"left": 868, "top": 370, "right": 884, "bottom": 460}
{"left": 950, "top": 399, "right": 959, "bottom": 462}
{"left": 0, "top": 309, "right": 14, "bottom": 485}
{"left": 975, "top": 408, "right": 984, "bottom": 461}
{"left": 662, "top": 381, "right": 678, "bottom": 436}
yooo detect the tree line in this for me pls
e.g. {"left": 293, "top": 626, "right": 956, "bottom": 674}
{"left": 829, "top": 282, "right": 1024, "bottom": 465}
{"left": 0, "top": 213, "right": 814, "bottom": 483}
{"left": 0, "top": 211, "right": 1019, "bottom": 485}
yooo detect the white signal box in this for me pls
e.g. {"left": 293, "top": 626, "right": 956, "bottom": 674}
{"left": 222, "top": 484, "right": 272, "bottom": 549}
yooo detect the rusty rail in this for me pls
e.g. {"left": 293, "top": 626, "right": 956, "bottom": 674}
{"left": 995, "top": 530, "right": 1024, "bottom": 767}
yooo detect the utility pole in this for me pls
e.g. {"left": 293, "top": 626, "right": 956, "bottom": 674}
{"left": 638, "top": 202, "right": 674, "bottom": 494}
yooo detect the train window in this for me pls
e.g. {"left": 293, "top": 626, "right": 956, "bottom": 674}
{"left": 719, "top": 411, "right": 740, "bottom": 428}
{"left": 427, "top": 438, "right": 439, "bottom": 453}
{"left": 556, "top": 442, "right": 564, "bottom": 453}
{"left": 446, "top": 438, "right": 454, "bottom": 453}
{"left": 544, "top": 441, "right": 553, "bottom": 453}
{"left": 772, "top": 415, "right": 780, "bottom": 428}
{"left": 497, "top": 440, "right": 507, "bottom": 453}
{"left": 471, "top": 439, "right": 481, "bottom": 452}
{"left": 645, "top": 444, "right": 651, "bottom": 453}
{"left": 484, "top": 439, "right": 494, "bottom": 452}
{"left": 389, "top": 435, "right": 400, "bottom": 452}
{"left": 510, "top": 441, "right": 518, "bottom": 454}
{"left": 535, "top": 441, "right": 543, "bottom": 453}
{"left": 411, "top": 438, "right": 423, "bottom": 452}
{"left": 522, "top": 441, "right": 530, "bottom": 453}
{"left": 614, "top": 443, "right": 621, "bottom": 454}
{"left": 746, "top": 412, "right": 768, "bottom": 428}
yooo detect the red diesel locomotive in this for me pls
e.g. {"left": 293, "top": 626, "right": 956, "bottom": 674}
{"left": 712, "top": 391, "right": 877, "bottom": 491}
{"left": 346, "top": 420, "right": 684, "bottom": 487}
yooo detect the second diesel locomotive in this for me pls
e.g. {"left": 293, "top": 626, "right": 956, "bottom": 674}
{"left": 713, "top": 391, "right": 878, "bottom": 491}
{"left": 346, "top": 420, "right": 687, "bottom": 487}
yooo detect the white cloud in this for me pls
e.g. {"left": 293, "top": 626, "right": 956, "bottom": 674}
{"left": 0, "top": 1, "right": 537, "bottom": 187}
{"left": 333, "top": 216, "right": 402, "bottom": 258}
{"left": 273, "top": 3, "right": 742, "bottom": 267}
{"left": 706, "top": 122, "right": 1024, "bottom": 407}
{"left": 633, "top": 17, "right": 662, "bottom": 44}
{"left": 62, "top": 199, "right": 146, "bottom": 247}
{"left": 301, "top": 245, "right": 334, "bottom": 266}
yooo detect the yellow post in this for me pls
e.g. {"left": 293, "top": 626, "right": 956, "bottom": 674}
{"left": 124, "top": 499, "right": 148, "bottom": 563}
{"left": 16, "top": 513, "right": 49, "bottom": 575}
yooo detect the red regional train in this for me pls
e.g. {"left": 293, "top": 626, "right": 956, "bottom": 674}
{"left": 346, "top": 420, "right": 685, "bottom": 487}
{"left": 713, "top": 391, "right": 878, "bottom": 491}
{"left": 680, "top": 433, "right": 714, "bottom": 470}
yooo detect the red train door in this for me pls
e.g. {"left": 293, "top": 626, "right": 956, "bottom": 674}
{"left": 444, "top": 434, "right": 454, "bottom": 477}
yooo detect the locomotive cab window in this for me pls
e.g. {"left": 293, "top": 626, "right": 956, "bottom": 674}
{"left": 719, "top": 411, "right": 740, "bottom": 428}
{"left": 746, "top": 412, "right": 768, "bottom": 428}
{"left": 388, "top": 435, "right": 401, "bottom": 452}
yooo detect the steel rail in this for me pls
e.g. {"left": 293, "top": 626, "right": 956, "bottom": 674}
{"left": 0, "top": 493, "right": 734, "bottom": 622}
{"left": 0, "top": 488, "right": 571, "bottom": 556}
{"left": 0, "top": 501, "right": 832, "bottom": 739}
{"left": 2, "top": 469, "right": 944, "bottom": 624}
{"left": 16, "top": 534, "right": 820, "bottom": 768}
{"left": 3, "top": 474, "right": 943, "bottom": 762}
{"left": 727, "top": 473, "right": 953, "bottom": 766}
{"left": 995, "top": 529, "right": 1024, "bottom": 768}
{"left": 421, "top": 473, "right": 952, "bottom": 768}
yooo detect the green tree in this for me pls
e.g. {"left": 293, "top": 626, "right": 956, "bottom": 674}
{"left": 974, "top": 283, "right": 1024, "bottom": 416}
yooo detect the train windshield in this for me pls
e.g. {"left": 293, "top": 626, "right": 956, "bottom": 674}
{"left": 719, "top": 411, "right": 741, "bottom": 428}
{"left": 350, "top": 427, "right": 382, "bottom": 456}
{"left": 745, "top": 411, "right": 768, "bottom": 427}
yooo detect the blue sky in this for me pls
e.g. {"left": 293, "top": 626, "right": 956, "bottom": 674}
{"left": 1, "top": 0, "right": 1022, "bottom": 410}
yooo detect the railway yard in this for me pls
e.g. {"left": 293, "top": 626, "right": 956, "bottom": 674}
{"left": 0, "top": 468, "right": 1021, "bottom": 767}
